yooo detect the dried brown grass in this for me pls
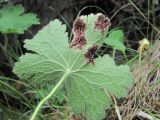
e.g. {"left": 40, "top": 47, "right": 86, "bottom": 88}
{"left": 121, "top": 40, "right": 160, "bottom": 120}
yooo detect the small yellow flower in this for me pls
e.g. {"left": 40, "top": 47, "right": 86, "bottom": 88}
{"left": 138, "top": 38, "right": 150, "bottom": 53}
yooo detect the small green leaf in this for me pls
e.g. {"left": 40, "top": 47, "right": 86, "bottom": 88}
{"left": 0, "top": 5, "right": 39, "bottom": 34}
{"left": 105, "top": 29, "right": 126, "bottom": 52}
{"left": 13, "top": 19, "right": 132, "bottom": 120}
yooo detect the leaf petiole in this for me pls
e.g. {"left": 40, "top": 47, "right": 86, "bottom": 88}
{"left": 30, "top": 70, "right": 70, "bottom": 120}
{"left": 112, "top": 48, "right": 116, "bottom": 59}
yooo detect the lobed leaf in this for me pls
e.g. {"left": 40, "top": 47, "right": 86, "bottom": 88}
{"left": 0, "top": 5, "right": 39, "bottom": 34}
{"left": 13, "top": 16, "right": 132, "bottom": 120}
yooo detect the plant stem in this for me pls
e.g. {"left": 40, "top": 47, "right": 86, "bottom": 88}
{"left": 138, "top": 50, "right": 142, "bottom": 74}
{"left": 0, "top": 34, "right": 9, "bottom": 59}
{"left": 29, "top": 71, "right": 70, "bottom": 120}
{"left": 14, "top": 34, "right": 23, "bottom": 55}
{"left": 122, "top": 52, "right": 128, "bottom": 63}
{"left": 4, "top": 33, "right": 8, "bottom": 50}
{"left": 112, "top": 48, "right": 116, "bottom": 59}
{"left": 113, "top": 96, "right": 122, "bottom": 120}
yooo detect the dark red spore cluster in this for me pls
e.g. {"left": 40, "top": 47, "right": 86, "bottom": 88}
{"left": 95, "top": 14, "right": 111, "bottom": 32}
{"left": 84, "top": 45, "right": 98, "bottom": 64}
{"left": 73, "top": 18, "right": 86, "bottom": 36}
{"left": 70, "top": 18, "right": 87, "bottom": 49}
{"left": 70, "top": 36, "right": 86, "bottom": 49}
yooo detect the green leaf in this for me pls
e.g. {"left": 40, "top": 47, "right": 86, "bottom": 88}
{"left": 0, "top": 5, "right": 39, "bottom": 34}
{"left": 105, "top": 29, "right": 126, "bottom": 52}
{"left": 13, "top": 19, "right": 132, "bottom": 120}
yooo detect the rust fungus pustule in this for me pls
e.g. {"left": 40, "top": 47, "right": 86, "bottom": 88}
{"left": 70, "top": 36, "right": 87, "bottom": 49}
{"left": 84, "top": 45, "right": 98, "bottom": 65}
{"left": 73, "top": 18, "right": 86, "bottom": 35}
{"left": 70, "top": 18, "right": 87, "bottom": 49}
{"left": 95, "top": 14, "right": 111, "bottom": 32}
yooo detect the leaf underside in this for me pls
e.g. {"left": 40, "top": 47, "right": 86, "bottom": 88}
{"left": 13, "top": 15, "right": 132, "bottom": 120}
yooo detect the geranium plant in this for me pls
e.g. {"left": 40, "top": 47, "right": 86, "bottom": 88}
{"left": 13, "top": 13, "right": 132, "bottom": 120}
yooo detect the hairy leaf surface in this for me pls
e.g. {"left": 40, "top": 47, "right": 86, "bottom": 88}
{"left": 13, "top": 18, "right": 132, "bottom": 120}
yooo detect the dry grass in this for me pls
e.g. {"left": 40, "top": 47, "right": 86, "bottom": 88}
{"left": 120, "top": 40, "right": 160, "bottom": 120}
